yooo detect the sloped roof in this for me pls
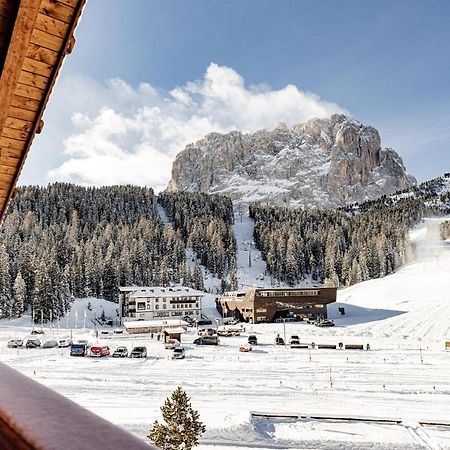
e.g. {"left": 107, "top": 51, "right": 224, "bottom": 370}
{"left": 0, "top": 0, "right": 87, "bottom": 221}
{"left": 120, "top": 286, "right": 205, "bottom": 298}
{"left": 124, "top": 320, "right": 189, "bottom": 329}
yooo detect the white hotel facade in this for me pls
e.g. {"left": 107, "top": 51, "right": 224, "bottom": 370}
{"left": 118, "top": 286, "right": 204, "bottom": 322}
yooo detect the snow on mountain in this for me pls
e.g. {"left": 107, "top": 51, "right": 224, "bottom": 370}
{"left": 168, "top": 114, "right": 416, "bottom": 208}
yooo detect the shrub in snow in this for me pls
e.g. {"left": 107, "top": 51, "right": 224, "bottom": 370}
{"left": 148, "top": 387, "right": 205, "bottom": 450}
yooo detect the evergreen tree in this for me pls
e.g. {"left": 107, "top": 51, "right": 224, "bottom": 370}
{"left": 0, "top": 244, "right": 11, "bottom": 318}
{"left": 12, "top": 272, "right": 26, "bottom": 318}
{"left": 193, "top": 264, "right": 204, "bottom": 291}
{"left": 148, "top": 387, "right": 206, "bottom": 450}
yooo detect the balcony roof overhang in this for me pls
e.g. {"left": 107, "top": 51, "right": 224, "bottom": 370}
{"left": 0, "top": 0, "right": 87, "bottom": 221}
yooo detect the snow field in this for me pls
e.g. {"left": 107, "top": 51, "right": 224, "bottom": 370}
{"left": 0, "top": 217, "right": 449, "bottom": 448}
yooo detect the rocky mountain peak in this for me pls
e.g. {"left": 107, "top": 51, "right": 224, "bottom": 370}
{"left": 167, "top": 115, "right": 416, "bottom": 208}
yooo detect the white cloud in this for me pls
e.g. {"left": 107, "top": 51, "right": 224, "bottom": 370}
{"left": 42, "top": 63, "right": 346, "bottom": 191}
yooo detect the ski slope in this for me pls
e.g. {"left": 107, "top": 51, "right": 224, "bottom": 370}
{"left": 0, "top": 218, "right": 449, "bottom": 449}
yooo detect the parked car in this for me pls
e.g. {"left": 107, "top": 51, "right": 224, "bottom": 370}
{"left": 113, "top": 329, "right": 124, "bottom": 334}
{"left": 218, "top": 325, "right": 243, "bottom": 335}
{"left": 58, "top": 338, "right": 72, "bottom": 348}
{"left": 31, "top": 329, "right": 45, "bottom": 335}
{"left": 289, "top": 335, "right": 300, "bottom": 344}
{"left": 217, "top": 330, "right": 232, "bottom": 337}
{"left": 70, "top": 343, "right": 89, "bottom": 356}
{"left": 248, "top": 335, "right": 257, "bottom": 345}
{"left": 227, "top": 319, "right": 239, "bottom": 325}
{"left": 172, "top": 347, "right": 186, "bottom": 359}
{"left": 315, "top": 319, "right": 335, "bottom": 327}
{"left": 26, "top": 338, "right": 41, "bottom": 348}
{"left": 100, "top": 330, "right": 110, "bottom": 335}
{"left": 90, "top": 345, "right": 110, "bottom": 357}
{"left": 275, "top": 336, "right": 284, "bottom": 345}
{"left": 198, "top": 328, "right": 217, "bottom": 337}
{"left": 43, "top": 339, "right": 58, "bottom": 349}
{"left": 112, "top": 346, "right": 128, "bottom": 358}
{"left": 239, "top": 345, "right": 252, "bottom": 352}
{"left": 193, "top": 336, "right": 219, "bottom": 346}
{"left": 7, "top": 339, "right": 23, "bottom": 348}
{"left": 165, "top": 339, "right": 180, "bottom": 350}
{"left": 290, "top": 339, "right": 301, "bottom": 348}
{"left": 196, "top": 319, "right": 212, "bottom": 326}
{"left": 130, "top": 346, "right": 147, "bottom": 358}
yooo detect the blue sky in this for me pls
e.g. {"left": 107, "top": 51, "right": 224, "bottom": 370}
{"left": 23, "top": 0, "right": 450, "bottom": 186}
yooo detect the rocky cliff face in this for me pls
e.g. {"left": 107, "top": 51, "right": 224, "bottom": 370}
{"left": 168, "top": 114, "right": 416, "bottom": 208}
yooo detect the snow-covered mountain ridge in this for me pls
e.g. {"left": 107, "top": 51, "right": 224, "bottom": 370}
{"left": 168, "top": 114, "right": 416, "bottom": 208}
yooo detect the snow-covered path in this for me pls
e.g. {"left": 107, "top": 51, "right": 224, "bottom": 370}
{"left": 233, "top": 213, "right": 271, "bottom": 288}
{"left": 155, "top": 203, "right": 171, "bottom": 226}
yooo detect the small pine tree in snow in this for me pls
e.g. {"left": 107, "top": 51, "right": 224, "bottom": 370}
{"left": 87, "top": 301, "right": 92, "bottom": 311}
{"left": 148, "top": 387, "right": 205, "bottom": 450}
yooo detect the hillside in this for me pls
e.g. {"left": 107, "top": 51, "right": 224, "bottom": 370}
{"left": 335, "top": 217, "right": 450, "bottom": 342}
{"left": 168, "top": 114, "right": 416, "bottom": 208}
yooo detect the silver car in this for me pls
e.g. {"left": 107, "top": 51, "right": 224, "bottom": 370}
{"left": 172, "top": 347, "right": 185, "bottom": 359}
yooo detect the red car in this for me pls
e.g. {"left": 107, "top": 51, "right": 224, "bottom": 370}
{"left": 90, "top": 345, "right": 110, "bottom": 357}
{"left": 239, "top": 345, "right": 252, "bottom": 352}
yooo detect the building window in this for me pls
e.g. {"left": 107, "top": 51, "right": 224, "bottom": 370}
{"left": 137, "top": 302, "right": 146, "bottom": 311}
{"left": 163, "top": 304, "right": 167, "bottom": 309}
{"left": 155, "top": 304, "right": 159, "bottom": 310}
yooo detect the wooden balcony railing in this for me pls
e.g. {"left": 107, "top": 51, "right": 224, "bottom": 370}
{"left": 0, "top": 362, "right": 157, "bottom": 450}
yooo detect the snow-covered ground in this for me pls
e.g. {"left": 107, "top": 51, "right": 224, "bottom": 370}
{"left": 0, "top": 218, "right": 450, "bottom": 449}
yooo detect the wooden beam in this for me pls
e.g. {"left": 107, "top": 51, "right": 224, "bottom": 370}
{"left": 0, "top": 165, "right": 16, "bottom": 176}
{"left": 0, "top": 0, "right": 87, "bottom": 222}
{"left": 18, "top": 69, "right": 48, "bottom": 90}
{"left": 0, "top": 148, "right": 22, "bottom": 159}
{"left": 22, "top": 56, "right": 53, "bottom": 77}
{"left": 0, "top": 0, "right": 41, "bottom": 135}
{"left": 31, "top": 27, "right": 64, "bottom": 52}
{"left": 7, "top": 106, "right": 36, "bottom": 121}
{"left": 2, "top": 126, "right": 29, "bottom": 141}
{"left": 26, "top": 42, "right": 59, "bottom": 65}
{"left": 35, "top": 12, "right": 67, "bottom": 38}
{"left": 0, "top": 136, "right": 26, "bottom": 151}
{"left": 4, "top": 117, "right": 33, "bottom": 132}
{"left": 39, "top": 0, "right": 74, "bottom": 24}
{"left": 15, "top": 82, "right": 46, "bottom": 101}
{"left": 11, "top": 94, "right": 41, "bottom": 112}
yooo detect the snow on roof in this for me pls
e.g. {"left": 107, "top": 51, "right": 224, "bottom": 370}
{"left": 120, "top": 286, "right": 204, "bottom": 298}
{"left": 163, "top": 327, "right": 187, "bottom": 334}
{"left": 124, "top": 319, "right": 188, "bottom": 329}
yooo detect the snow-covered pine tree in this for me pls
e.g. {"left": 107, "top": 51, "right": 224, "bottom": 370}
{"left": 229, "top": 269, "right": 238, "bottom": 290}
{"left": 148, "top": 387, "right": 206, "bottom": 450}
{"left": 12, "top": 271, "right": 26, "bottom": 318}
{"left": 193, "top": 264, "right": 204, "bottom": 291}
{"left": 0, "top": 244, "right": 11, "bottom": 318}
